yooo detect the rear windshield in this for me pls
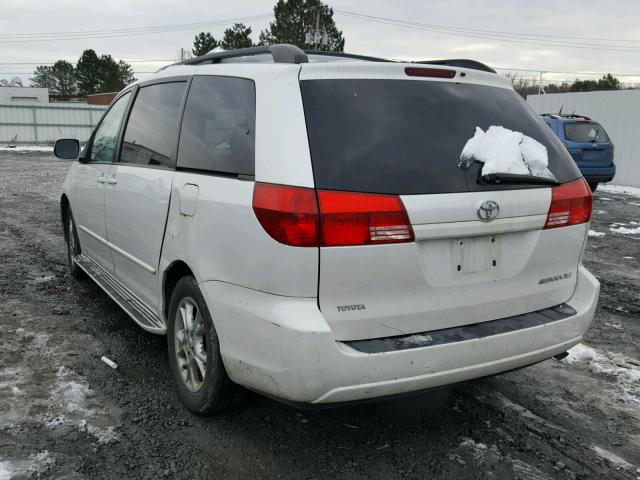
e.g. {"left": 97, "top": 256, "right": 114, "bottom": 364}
{"left": 564, "top": 122, "right": 610, "bottom": 143}
{"left": 301, "top": 80, "right": 581, "bottom": 195}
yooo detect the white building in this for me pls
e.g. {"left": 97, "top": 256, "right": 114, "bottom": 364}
{"left": 528, "top": 90, "right": 640, "bottom": 188}
{"left": 0, "top": 86, "right": 49, "bottom": 104}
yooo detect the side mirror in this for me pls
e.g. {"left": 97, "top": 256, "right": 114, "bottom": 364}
{"left": 54, "top": 138, "right": 80, "bottom": 160}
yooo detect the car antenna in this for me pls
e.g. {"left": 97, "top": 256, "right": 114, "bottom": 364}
{"left": 558, "top": 105, "right": 563, "bottom": 116}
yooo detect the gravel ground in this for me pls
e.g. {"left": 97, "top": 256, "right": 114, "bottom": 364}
{"left": 0, "top": 152, "right": 639, "bottom": 480}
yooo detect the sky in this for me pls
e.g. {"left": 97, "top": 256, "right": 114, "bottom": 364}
{"left": 2, "top": 0, "right": 640, "bottom": 87}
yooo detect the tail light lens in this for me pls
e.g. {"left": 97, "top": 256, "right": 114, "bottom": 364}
{"left": 544, "top": 178, "right": 592, "bottom": 229}
{"left": 252, "top": 183, "right": 318, "bottom": 247}
{"left": 317, "top": 190, "right": 414, "bottom": 246}
{"left": 252, "top": 183, "right": 415, "bottom": 247}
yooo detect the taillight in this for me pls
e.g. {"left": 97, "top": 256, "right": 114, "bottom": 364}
{"left": 318, "top": 190, "right": 414, "bottom": 246}
{"left": 252, "top": 183, "right": 318, "bottom": 247}
{"left": 544, "top": 178, "right": 592, "bottom": 229}
{"left": 252, "top": 183, "right": 415, "bottom": 247}
{"left": 405, "top": 67, "right": 456, "bottom": 79}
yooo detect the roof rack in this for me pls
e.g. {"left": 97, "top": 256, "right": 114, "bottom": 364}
{"left": 415, "top": 59, "right": 496, "bottom": 74}
{"left": 541, "top": 113, "right": 591, "bottom": 120}
{"left": 161, "top": 44, "right": 496, "bottom": 75}
{"left": 169, "top": 44, "right": 308, "bottom": 69}
{"left": 304, "top": 50, "right": 392, "bottom": 63}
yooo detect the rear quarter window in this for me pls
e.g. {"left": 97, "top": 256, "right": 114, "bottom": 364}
{"left": 301, "top": 79, "right": 581, "bottom": 195}
{"left": 177, "top": 76, "right": 256, "bottom": 176}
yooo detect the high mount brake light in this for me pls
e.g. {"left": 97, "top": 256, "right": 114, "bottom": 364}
{"left": 404, "top": 67, "right": 456, "bottom": 79}
{"left": 252, "top": 183, "right": 415, "bottom": 247}
{"left": 544, "top": 178, "right": 592, "bottom": 229}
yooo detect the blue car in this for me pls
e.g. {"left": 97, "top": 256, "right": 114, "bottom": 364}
{"left": 541, "top": 113, "right": 615, "bottom": 191}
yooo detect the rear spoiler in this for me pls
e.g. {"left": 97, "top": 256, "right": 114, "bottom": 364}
{"left": 415, "top": 59, "right": 496, "bottom": 74}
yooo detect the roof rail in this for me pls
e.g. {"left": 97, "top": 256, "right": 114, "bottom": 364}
{"left": 169, "top": 44, "right": 308, "bottom": 68}
{"left": 304, "top": 50, "right": 392, "bottom": 63}
{"left": 415, "top": 59, "right": 496, "bottom": 74}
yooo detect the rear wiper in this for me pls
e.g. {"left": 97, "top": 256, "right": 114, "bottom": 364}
{"left": 480, "top": 173, "right": 559, "bottom": 186}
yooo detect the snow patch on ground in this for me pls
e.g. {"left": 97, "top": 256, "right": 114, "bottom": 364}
{"left": 590, "top": 445, "right": 635, "bottom": 472}
{"left": 588, "top": 230, "right": 606, "bottom": 237}
{"left": 598, "top": 184, "right": 640, "bottom": 197}
{"left": 489, "top": 391, "right": 567, "bottom": 432}
{"left": 0, "top": 451, "right": 54, "bottom": 479}
{"left": 459, "top": 437, "right": 488, "bottom": 452}
{"left": 610, "top": 225, "right": 640, "bottom": 235}
{"left": 459, "top": 437, "right": 553, "bottom": 479}
{"left": 0, "top": 329, "right": 118, "bottom": 446}
{"left": 79, "top": 419, "right": 118, "bottom": 444}
{"left": 565, "top": 343, "right": 599, "bottom": 363}
{"left": 564, "top": 344, "right": 640, "bottom": 403}
{"left": 0, "top": 146, "right": 53, "bottom": 153}
{"left": 460, "top": 126, "right": 555, "bottom": 179}
{"left": 0, "top": 463, "right": 10, "bottom": 480}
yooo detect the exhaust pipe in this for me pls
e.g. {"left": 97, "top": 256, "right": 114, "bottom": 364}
{"left": 553, "top": 351, "right": 569, "bottom": 361}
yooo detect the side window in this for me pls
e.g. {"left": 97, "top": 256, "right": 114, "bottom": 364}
{"left": 120, "top": 82, "right": 186, "bottom": 167}
{"left": 177, "top": 76, "right": 255, "bottom": 175}
{"left": 89, "top": 91, "right": 131, "bottom": 163}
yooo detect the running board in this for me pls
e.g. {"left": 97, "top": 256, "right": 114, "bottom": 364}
{"left": 74, "top": 254, "right": 166, "bottom": 334}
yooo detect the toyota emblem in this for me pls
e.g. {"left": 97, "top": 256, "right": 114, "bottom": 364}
{"left": 477, "top": 200, "right": 500, "bottom": 222}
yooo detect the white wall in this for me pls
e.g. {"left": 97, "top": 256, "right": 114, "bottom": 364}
{"left": 0, "top": 103, "right": 107, "bottom": 145}
{"left": 0, "top": 87, "right": 49, "bottom": 104}
{"left": 528, "top": 90, "right": 640, "bottom": 188}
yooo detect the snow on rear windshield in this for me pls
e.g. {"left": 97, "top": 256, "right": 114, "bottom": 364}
{"left": 460, "top": 126, "right": 556, "bottom": 180}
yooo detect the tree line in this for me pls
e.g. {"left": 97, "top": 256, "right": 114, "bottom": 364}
{"left": 191, "top": 0, "right": 344, "bottom": 56}
{"left": 30, "top": 0, "right": 344, "bottom": 98}
{"left": 31, "top": 50, "right": 136, "bottom": 99}
{"left": 506, "top": 73, "right": 626, "bottom": 98}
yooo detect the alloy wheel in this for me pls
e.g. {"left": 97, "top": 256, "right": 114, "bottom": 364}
{"left": 174, "top": 298, "right": 207, "bottom": 392}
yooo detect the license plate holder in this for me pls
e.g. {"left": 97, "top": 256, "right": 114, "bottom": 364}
{"left": 452, "top": 235, "right": 500, "bottom": 274}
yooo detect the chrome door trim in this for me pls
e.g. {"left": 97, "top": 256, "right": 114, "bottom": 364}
{"left": 78, "top": 224, "right": 157, "bottom": 274}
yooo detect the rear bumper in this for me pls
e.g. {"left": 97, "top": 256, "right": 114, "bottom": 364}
{"left": 201, "top": 265, "right": 599, "bottom": 404}
{"left": 579, "top": 166, "right": 616, "bottom": 183}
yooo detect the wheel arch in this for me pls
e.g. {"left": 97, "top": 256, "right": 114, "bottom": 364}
{"left": 163, "top": 260, "right": 196, "bottom": 320}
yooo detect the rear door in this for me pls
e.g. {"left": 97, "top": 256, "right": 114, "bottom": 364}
{"left": 73, "top": 91, "right": 132, "bottom": 273}
{"left": 300, "top": 67, "right": 587, "bottom": 341}
{"left": 104, "top": 80, "right": 187, "bottom": 308}
{"left": 564, "top": 121, "right": 613, "bottom": 168}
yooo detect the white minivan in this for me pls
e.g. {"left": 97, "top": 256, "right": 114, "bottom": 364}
{"left": 55, "top": 44, "right": 599, "bottom": 413}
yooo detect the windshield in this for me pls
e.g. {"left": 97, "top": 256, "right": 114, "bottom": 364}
{"left": 564, "top": 122, "right": 610, "bottom": 143}
{"left": 301, "top": 79, "right": 581, "bottom": 195}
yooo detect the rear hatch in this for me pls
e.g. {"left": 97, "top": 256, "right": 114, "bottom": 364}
{"left": 300, "top": 63, "right": 589, "bottom": 341}
{"left": 564, "top": 121, "right": 614, "bottom": 168}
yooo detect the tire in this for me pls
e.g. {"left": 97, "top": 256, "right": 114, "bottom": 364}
{"left": 588, "top": 182, "right": 598, "bottom": 192}
{"left": 65, "top": 207, "right": 85, "bottom": 279}
{"left": 167, "top": 276, "right": 245, "bottom": 414}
